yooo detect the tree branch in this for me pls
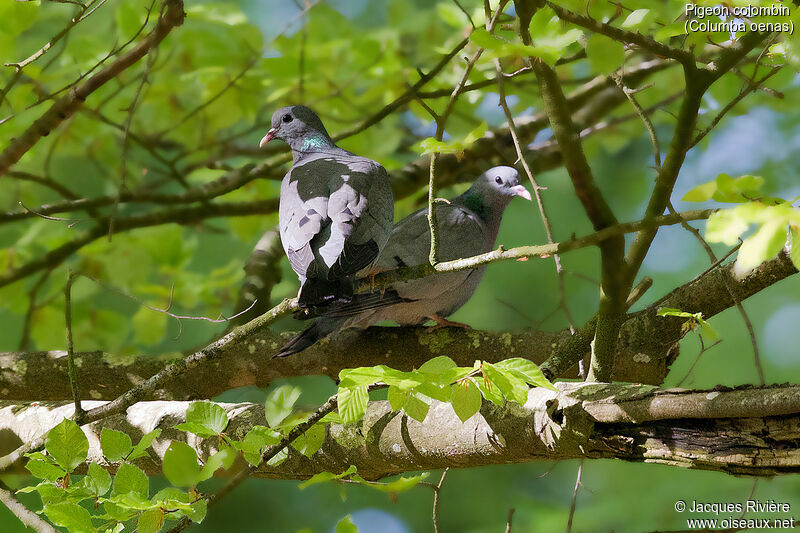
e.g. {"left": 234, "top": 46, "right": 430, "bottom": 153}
{"left": 2, "top": 244, "right": 795, "bottom": 403}
{"left": 0, "top": 0, "right": 185, "bottom": 176}
{"left": 5, "top": 383, "right": 800, "bottom": 481}
{"left": 517, "top": 5, "right": 627, "bottom": 382}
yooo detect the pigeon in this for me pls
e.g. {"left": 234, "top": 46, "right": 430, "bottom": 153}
{"left": 260, "top": 105, "right": 394, "bottom": 308}
{"left": 275, "top": 165, "right": 531, "bottom": 357}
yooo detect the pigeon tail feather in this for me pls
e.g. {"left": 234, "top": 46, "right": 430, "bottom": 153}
{"left": 298, "top": 277, "right": 354, "bottom": 308}
{"left": 274, "top": 317, "right": 346, "bottom": 358}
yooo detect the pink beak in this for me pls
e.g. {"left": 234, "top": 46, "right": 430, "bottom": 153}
{"left": 510, "top": 184, "right": 532, "bottom": 201}
{"left": 259, "top": 128, "right": 277, "bottom": 148}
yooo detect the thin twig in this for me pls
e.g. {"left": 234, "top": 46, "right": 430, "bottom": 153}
{"left": 495, "top": 59, "right": 575, "bottom": 337}
{"left": 504, "top": 508, "right": 515, "bottom": 533}
{"left": 690, "top": 65, "right": 782, "bottom": 148}
{"left": 110, "top": 43, "right": 159, "bottom": 241}
{"left": 64, "top": 270, "right": 84, "bottom": 423}
{"left": 667, "top": 200, "right": 765, "bottom": 385}
{"left": 566, "top": 459, "right": 583, "bottom": 533}
{"left": 432, "top": 468, "right": 449, "bottom": 533}
{"left": 425, "top": 0, "right": 509, "bottom": 265}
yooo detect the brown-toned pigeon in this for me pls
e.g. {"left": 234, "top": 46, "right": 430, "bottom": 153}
{"left": 260, "top": 105, "right": 394, "bottom": 308}
{"left": 275, "top": 165, "right": 531, "bottom": 357}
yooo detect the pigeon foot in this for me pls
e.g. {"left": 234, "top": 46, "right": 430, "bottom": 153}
{"left": 425, "top": 314, "right": 471, "bottom": 332}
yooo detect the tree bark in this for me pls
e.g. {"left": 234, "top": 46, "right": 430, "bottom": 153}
{"left": 3, "top": 383, "right": 799, "bottom": 481}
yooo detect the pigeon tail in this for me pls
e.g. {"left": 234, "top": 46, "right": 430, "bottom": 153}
{"left": 298, "top": 277, "right": 354, "bottom": 308}
{"left": 274, "top": 317, "right": 346, "bottom": 358}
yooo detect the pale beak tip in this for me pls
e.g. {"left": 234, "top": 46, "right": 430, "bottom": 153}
{"left": 512, "top": 185, "right": 532, "bottom": 201}
{"left": 259, "top": 129, "right": 277, "bottom": 148}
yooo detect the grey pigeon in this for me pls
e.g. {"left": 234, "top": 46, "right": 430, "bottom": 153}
{"left": 275, "top": 165, "right": 531, "bottom": 357}
{"left": 260, "top": 105, "right": 394, "bottom": 308}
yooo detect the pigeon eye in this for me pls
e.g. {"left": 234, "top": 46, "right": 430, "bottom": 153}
{"left": 495, "top": 176, "right": 503, "bottom": 184}
{"left": 282, "top": 114, "right": 293, "bottom": 123}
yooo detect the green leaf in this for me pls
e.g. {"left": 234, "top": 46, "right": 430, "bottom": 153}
{"left": 187, "top": 499, "right": 207, "bottom": 523}
{"left": 387, "top": 386, "right": 409, "bottom": 411}
{"left": 403, "top": 393, "right": 430, "bottom": 422}
{"left": 683, "top": 174, "right": 767, "bottom": 203}
{"left": 113, "top": 462, "right": 149, "bottom": 498}
{"left": 735, "top": 219, "right": 787, "bottom": 273}
{"left": 451, "top": 381, "right": 482, "bottom": 422}
{"left": 415, "top": 123, "right": 488, "bottom": 157}
{"left": 705, "top": 209, "right": 750, "bottom": 245}
{"left": 137, "top": 509, "right": 164, "bottom": 533}
{"left": 621, "top": 9, "right": 650, "bottom": 29}
{"left": 336, "top": 515, "right": 359, "bottom": 533}
{"left": 25, "top": 456, "right": 66, "bottom": 482}
{"left": 483, "top": 363, "right": 529, "bottom": 404}
{"left": 353, "top": 472, "right": 430, "bottom": 493}
{"left": 38, "top": 484, "right": 68, "bottom": 506}
{"left": 174, "top": 402, "right": 228, "bottom": 437}
{"left": 790, "top": 227, "right": 800, "bottom": 271}
{"left": 43, "top": 501, "right": 96, "bottom": 533}
{"left": 474, "top": 376, "right": 504, "bottom": 406}
{"left": 100, "top": 428, "right": 133, "bottom": 462}
{"left": 235, "top": 425, "right": 280, "bottom": 466}
{"left": 657, "top": 307, "right": 695, "bottom": 318}
{"left": 586, "top": 34, "right": 625, "bottom": 74}
{"left": 163, "top": 441, "right": 200, "bottom": 488}
{"left": 128, "top": 429, "right": 162, "bottom": 461}
{"left": 418, "top": 356, "right": 457, "bottom": 376}
{"left": 46, "top": 418, "right": 89, "bottom": 472}
{"left": 198, "top": 447, "right": 236, "bottom": 482}
{"left": 84, "top": 463, "right": 112, "bottom": 497}
{"left": 299, "top": 465, "right": 357, "bottom": 489}
{"left": 338, "top": 386, "right": 369, "bottom": 424}
{"left": 132, "top": 307, "right": 167, "bottom": 346}
{"left": 416, "top": 381, "right": 452, "bottom": 402}
{"left": 682, "top": 180, "right": 719, "bottom": 202}
{"left": 292, "top": 423, "right": 325, "bottom": 457}
{"left": 494, "top": 358, "right": 556, "bottom": 391}
{"left": 265, "top": 385, "right": 301, "bottom": 427}
{"left": 437, "top": 2, "right": 469, "bottom": 28}
{"left": 699, "top": 320, "right": 719, "bottom": 342}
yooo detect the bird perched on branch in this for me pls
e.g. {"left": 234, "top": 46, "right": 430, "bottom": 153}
{"left": 275, "top": 165, "right": 531, "bottom": 357}
{"left": 261, "top": 105, "right": 394, "bottom": 308}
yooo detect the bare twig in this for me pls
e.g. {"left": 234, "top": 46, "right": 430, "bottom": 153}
{"left": 566, "top": 460, "right": 583, "bottom": 533}
{"left": 495, "top": 59, "right": 575, "bottom": 336}
{"left": 690, "top": 66, "right": 782, "bottom": 148}
{"left": 432, "top": 468, "right": 450, "bottom": 533}
{"left": 505, "top": 508, "right": 515, "bottom": 533}
{"left": 64, "top": 270, "right": 84, "bottom": 423}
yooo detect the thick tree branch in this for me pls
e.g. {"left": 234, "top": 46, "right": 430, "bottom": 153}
{"left": 4, "top": 383, "right": 800, "bottom": 481}
{"left": 516, "top": 3, "right": 626, "bottom": 382}
{"left": 2, "top": 246, "right": 795, "bottom": 403}
{"left": 0, "top": 0, "right": 185, "bottom": 176}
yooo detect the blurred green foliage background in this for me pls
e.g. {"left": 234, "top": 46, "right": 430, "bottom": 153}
{"left": 2, "top": 0, "right": 800, "bottom": 531}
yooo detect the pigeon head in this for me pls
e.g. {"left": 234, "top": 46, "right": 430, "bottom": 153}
{"left": 461, "top": 166, "right": 531, "bottom": 222}
{"left": 259, "top": 105, "right": 334, "bottom": 154}
{"left": 471, "top": 166, "right": 531, "bottom": 202}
